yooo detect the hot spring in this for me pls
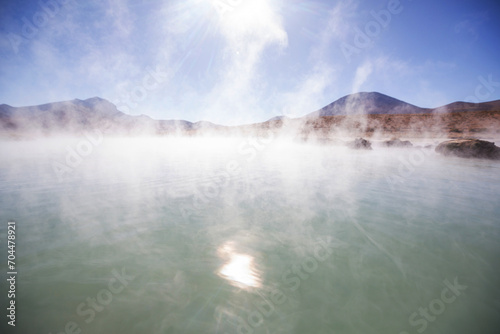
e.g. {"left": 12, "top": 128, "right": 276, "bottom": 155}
{"left": 0, "top": 136, "right": 499, "bottom": 334}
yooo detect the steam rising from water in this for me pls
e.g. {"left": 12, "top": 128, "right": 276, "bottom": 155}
{"left": 0, "top": 136, "right": 499, "bottom": 333}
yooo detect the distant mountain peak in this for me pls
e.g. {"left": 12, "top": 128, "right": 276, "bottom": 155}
{"left": 73, "top": 96, "right": 115, "bottom": 107}
{"left": 307, "top": 92, "right": 426, "bottom": 117}
{"left": 87, "top": 96, "right": 106, "bottom": 101}
{"left": 73, "top": 96, "right": 106, "bottom": 102}
{"left": 0, "top": 104, "right": 14, "bottom": 117}
{"left": 267, "top": 115, "right": 289, "bottom": 122}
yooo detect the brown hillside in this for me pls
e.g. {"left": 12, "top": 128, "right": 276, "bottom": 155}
{"left": 282, "top": 110, "right": 500, "bottom": 139}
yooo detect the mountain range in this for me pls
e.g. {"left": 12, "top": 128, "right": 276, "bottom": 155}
{"left": 1, "top": 92, "right": 499, "bottom": 138}
{"left": 306, "top": 92, "right": 500, "bottom": 117}
{"left": 0, "top": 97, "right": 222, "bottom": 137}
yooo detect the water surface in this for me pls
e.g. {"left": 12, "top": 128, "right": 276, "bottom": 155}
{"left": 0, "top": 137, "right": 499, "bottom": 334}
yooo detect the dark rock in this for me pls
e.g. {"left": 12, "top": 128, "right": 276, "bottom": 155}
{"left": 346, "top": 138, "right": 372, "bottom": 150}
{"left": 435, "top": 139, "right": 500, "bottom": 160}
{"left": 382, "top": 138, "right": 413, "bottom": 148}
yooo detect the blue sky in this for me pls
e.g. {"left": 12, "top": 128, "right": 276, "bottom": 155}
{"left": 1, "top": 0, "right": 499, "bottom": 125}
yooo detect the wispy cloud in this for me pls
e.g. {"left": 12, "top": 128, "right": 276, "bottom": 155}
{"left": 277, "top": 64, "right": 336, "bottom": 118}
{"left": 310, "top": 0, "right": 358, "bottom": 62}
{"left": 272, "top": 0, "right": 359, "bottom": 118}
{"left": 352, "top": 60, "right": 373, "bottom": 93}
{"left": 0, "top": 0, "right": 144, "bottom": 104}
{"left": 1, "top": 0, "right": 498, "bottom": 122}
{"left": 454, "top": 11, "right": 489, "bottom": 41}
{"left": 145, "top": 0, "right": 290, "bottom": 124}
{"left": 201, "top": 0, "right": 289, "bottom": 124}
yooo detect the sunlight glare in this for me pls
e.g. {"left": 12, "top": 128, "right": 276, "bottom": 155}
{"left": 217, "top": 242, "right": 261, "bottom": 289}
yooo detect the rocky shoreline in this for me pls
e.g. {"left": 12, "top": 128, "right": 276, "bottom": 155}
{"left": 341, "top": 137, "right": 500, "bottom": 160}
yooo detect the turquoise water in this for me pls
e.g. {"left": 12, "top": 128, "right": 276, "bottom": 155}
{"left": 1, "top": 137, "right": 499, "bottom": 334}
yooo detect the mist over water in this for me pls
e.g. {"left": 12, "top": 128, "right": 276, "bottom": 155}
{"left": 1, "top": 137, "right": 499, "bottom": 334}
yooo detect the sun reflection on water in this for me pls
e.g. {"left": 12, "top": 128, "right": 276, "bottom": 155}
{"left": 217, "top": 242, "right": 261, "bottom": 289}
